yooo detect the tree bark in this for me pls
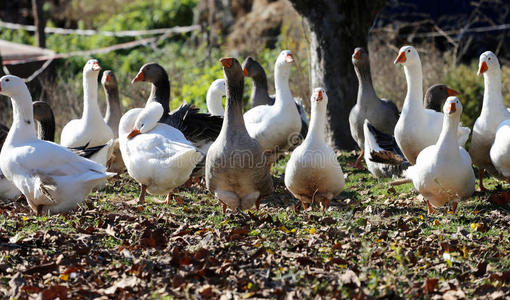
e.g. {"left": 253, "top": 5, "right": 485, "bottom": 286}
{"left": 289, "top": 0, "right": 386, "bottom": 150}
{"left": 32, "top": 0, "right": 46, "bottom": 48}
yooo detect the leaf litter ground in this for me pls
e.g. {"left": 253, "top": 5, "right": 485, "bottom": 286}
{"left": 0, "top": 152, "right": 509, "bottom": 299}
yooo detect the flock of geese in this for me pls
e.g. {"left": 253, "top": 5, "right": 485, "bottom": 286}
{"left": 0, "top": 45, "right": 508, "bottom": 215}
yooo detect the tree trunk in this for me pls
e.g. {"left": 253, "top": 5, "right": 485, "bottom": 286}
{"left": 32, "top": 0, "right": 46, "bottom": 48}
{"left": 289, "top": 0, "right": 386, "bottom": 150}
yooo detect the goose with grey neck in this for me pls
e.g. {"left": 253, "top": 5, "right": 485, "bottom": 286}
{"left": 243, "top": 50, "right": 302, "bottom": 165}
{"left": 102, "top": 70, "right": 126, "bottom": 174}
{"left": 60, "top": 59, "right": 114, "bottom": 167}
{"left": 205, "top": 57, "right": 273, "bottom": 214}
{"left": 131, "top": 63, "right": 223, "bottom": 166}
{"left": 406, "top": 97, "right": 475, "bottom": 214}
{"left": 393, "top": 45, "right": 470, "bottom": 165}
{"left": 0, "top": 75, "right": 109, "bottom": 214}
{"left": 285, "top": 88, "right": 344, "bottom": 212}
{"left": 469, "top": 51, "right": 510, "bottom": 191}
{"left": 349, "top": 47, "right": 400, "bottom": 169}
{"left": 102, "top": 70, "right": 122, "bottom": 137}
{"left": 242, "top": 55, "right": 309, "bottom": 141}
{"left": 423, "top": 84, "right": 459, "bottom": 112}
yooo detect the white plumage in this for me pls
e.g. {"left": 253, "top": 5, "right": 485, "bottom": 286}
{"left": 0, "top": 75, "right": 108, "bottom": 214}
{"left": 119, "top": 102, "right": 203, "bottom": 201}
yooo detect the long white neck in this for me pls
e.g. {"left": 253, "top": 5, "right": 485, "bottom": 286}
{"left": 206, "top": 89, "right": 225, "bottom": 116}
{"left": 304, "top": 101, "right": 326, "bottom": 144}
{"left": 402, "top": 62, "right": 424, "bottom": 114}
{"left": 6, "top": 88, "right": 37, "bottom": 145}
{"left": 437, "top": 113, "right": 460, "bottom": 157}
{"left": 82, "top": 74, "right": 102, "bottom": 122}
{"left": 274, "top": 63, "right": 293, "bottom": 109}
{"left": 482, "top": 69, "right": 507, "bottom": 115}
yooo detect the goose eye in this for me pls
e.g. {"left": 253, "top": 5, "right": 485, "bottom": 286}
{"left": 5, "top": 79, "right": 9, "bottom": 82}
{"left": 407, "top": 49, "right": 411, "bottom": 53}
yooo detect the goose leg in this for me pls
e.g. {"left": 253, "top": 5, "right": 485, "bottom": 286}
{"left": 349, "top": 149, "right": 364, "bottom": 169}
{"left": 256, "top": 198, "right": 260, "bottom": 210}
{"left": 138, "top": 184, "right": 147, "bottom": 204}
{"left": 451, "top": 201, "right": 458, "bottom": 213}
{"left": 221, "top": 202, "right": 227, "bottom": 214}
{"left": 426, "top": 199, "right": 435, "bottom": 214}
{"left": 478, "top": 169, "right": 487, "bottom": 192}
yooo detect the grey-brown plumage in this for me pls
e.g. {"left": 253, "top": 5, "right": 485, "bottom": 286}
{"left": 101, "top": 70, "right": 122, "bottom": 138}
{"left": 205, "top": 57, "right": 273, "bottom": 213}
{"left": 423, "top": 84, "right": 459, "bottom": 112}
{"left": 33, "top": 101, "right": 55, "bottom": 141}
{"left": 349, "top": 47, "right": 399, "bottom": 150}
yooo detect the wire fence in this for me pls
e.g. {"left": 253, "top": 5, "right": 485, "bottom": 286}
{"left": 1, "top": 23, "right": 201, "bottom": 82}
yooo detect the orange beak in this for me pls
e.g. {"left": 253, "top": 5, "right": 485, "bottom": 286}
{"left": 285, "top": 54, "right": 294, "bottom": 63}
{"left": 127, "top": 128, "right": 141, "bottom": 139}
{"left": 243, "top": 67, "right": 248, "bottom": 76}
{"left": 477, "top": 61, "right": 488, "bottom": 76}
{"left": 131, "top": 71, "right": 144, "bottom": 84}
{"left": 316, "top": 90, "right": 323, "bottom": 101}
{"left": 353, "top": 50, "right": 361, "bottom": 60}
{"left": 220, "top": 58, "right": 233, "bottom": 68}
{"left": 92, "top": 62, "right": 101, "bottom": 71}
{"left": 394, "top": 52, "right": 407, "bottom": 64}
{"left": 447, "top": 88, "right": 459, "bottom": 96}
{"left": 105, "top": 74, "right": 111, "bottom": 83}
{"left": 446, "top": 102, "right": 456, "bottom": 114}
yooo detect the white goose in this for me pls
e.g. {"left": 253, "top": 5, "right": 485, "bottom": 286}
{"left": 0, "top": 75, "right": 109, "bottom": 214}
{"left": 491, "top": 119, "right": 510, "bottom": 179}
{"left": 60, "top": 59, "right": 114, "bottom": 166}
{"left": 119, "top": 102, "right": 203, "bottom": 204}
{"left": 406, "top": 97, "right": 475, "bottom": 214}
{"left": 285, "top": 88, "right": 345, "bottom": 211}
{"left": 394, "top": 46, "right": 470, "bottom": 165}
{"left": 469, "top": 51, "right": 510, "bottom": 190}
{"left": 243, "top": 50, "right": 302, "bottom": 165}
{"left": 206, "top": 79, "right": 226, "bottom": 116}
{"left": 0, "top": 123, "right": 21, "bottom": 200}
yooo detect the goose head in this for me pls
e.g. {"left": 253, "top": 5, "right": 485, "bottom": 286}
{"left": 443, "top": 96, "right": 463, "bottom": 118}
{"left": 352, "top": 47, "right": 369, "bottom": 67}
{"left": 242, "top": 56, "right": 264, "bottom": 78}
{"left": 127, "top": 102, "right": 164, "bottom": 139}
{"left": 131, "top": 62, "right": 167, "bottom": 84}
{"left": 33, "top": 101, "right": 54, "bottom": 123}
{"left": 478, "top": 51, "right": 500, "bottom": 76}
{"left": 83, "top": 59, "right": 101, "bottom": 77}
{"left": 394, "top": 45, "right": 420, "bottom": 66}
{"left": 276, "top": 50, "right": 294, "bottom": 67}
{"left": 101, "top": 70, "right": 118, "bottom": 89}
{"left": 221, "top": 57, "right": 244, "bottom": 86}
{"left": 208, "top": 79, "right": 226, "bottom": 96}
{"left": 311, "top": 87, "right": 328, "bottom": 106}
{"left": 0, "top": 75, "right": 27, "bottom": 98}
{"left": 206, "top": 79, "right": 226, "bottom": 116}
{"left": 427, "top": 84, "right": 459, "bottom": 98}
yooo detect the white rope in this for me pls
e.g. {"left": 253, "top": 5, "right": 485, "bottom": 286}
{"left": 1, "top": 24, "right": 200, "bottom": 82}
{"left": 0, "top": 20, "right": 200, "bottom": 37}
{"left": 3, "top": 25, "right": 200, "bottom": 66}
{"left": 23, "top": 57, "right": 53, "bottom": 82}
